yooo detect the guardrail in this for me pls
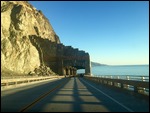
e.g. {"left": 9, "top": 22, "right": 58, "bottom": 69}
{"left": 92, "top": 75, "right": 149, "bottom": 82}
{"left": 1, "top": 76, "right": 64, "bottom": 89}
{"left": 84, "top": 75, "right": 149, "bottom": 96}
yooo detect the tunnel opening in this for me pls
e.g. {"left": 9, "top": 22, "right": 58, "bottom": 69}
{"left": 77, "top": 69, "right": 85, "bottom": 77}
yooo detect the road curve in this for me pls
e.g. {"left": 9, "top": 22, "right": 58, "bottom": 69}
{"left": 1, "top": 77, "right": 149, "bottom": 112}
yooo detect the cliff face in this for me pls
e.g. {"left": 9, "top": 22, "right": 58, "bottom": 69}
{"left": 1, "top": 1, "right": 91, "bottom": 76}
{"left": 1, "top": 1, "right": 60, "bottom": 74}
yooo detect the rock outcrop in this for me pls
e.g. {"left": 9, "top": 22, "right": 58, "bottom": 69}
{"left": 1, "top": 1, "right": 60, "bottom": 75}
{"left": 1, "top": 1, "right": 91, "bottom": 76}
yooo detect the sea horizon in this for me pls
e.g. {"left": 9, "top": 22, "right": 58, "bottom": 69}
{"left": 91, "top": 65, "right": 149, "bottom": 76}
{"left": 103, "top": 64, "right": 149, "bottom": 67}
{"left": 78, "top": 65, "right": 149, "bottom": 76}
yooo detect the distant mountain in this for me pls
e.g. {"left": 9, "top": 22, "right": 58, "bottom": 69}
{"left": 91, "top": 61, "right": 107, "bottom": 67}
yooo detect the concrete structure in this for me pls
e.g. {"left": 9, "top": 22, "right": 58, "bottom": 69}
{"left": 29, "top": 35, "right": 91, "bottom": 76}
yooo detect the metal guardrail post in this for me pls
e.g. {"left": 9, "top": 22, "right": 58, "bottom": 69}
{"left": 141, "top": 76, "right": 145, "bottom": 81}
{"left": 126, "top": 76, "right": 129, "bottom": 80}
{"left": 125, "top": 76, "right": 130, "bottom": 89}
{"left": 121, "top": 83, "right": 124, "bottom": 89}
{"left": 117, "top": 76, "right": 119, "bottom": 79}
{"left": 117, "top": 76, "right": 120, "bottom": 87}
{"left": 134, "top": 86, "right": 138, "bottom": 93}
{"left": 140, "top": 76, "right": 146, "bottom": 93}
{"left": 110, "top": 76, "right": 113, "bottom": 86}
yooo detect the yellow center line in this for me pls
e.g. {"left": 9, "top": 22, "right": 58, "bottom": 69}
{"left": 19, "top": 78, "right": 69, "bottom": 112}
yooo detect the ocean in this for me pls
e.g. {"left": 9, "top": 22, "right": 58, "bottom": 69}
{"left": 78, "top": 65, "right": 149, "bottom": 92}
{"left": 77, "top": 65, "right": 149, "bottom": 76}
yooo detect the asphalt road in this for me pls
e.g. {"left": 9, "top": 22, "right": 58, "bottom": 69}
{"left": 1, "top": 77, "right": 149, "bottom": 112}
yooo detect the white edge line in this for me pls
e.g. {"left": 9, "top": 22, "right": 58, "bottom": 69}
{"left": 81, "top": 78, "right": 134, "bottom": 112}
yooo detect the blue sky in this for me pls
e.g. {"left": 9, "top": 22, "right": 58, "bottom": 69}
{"left": 29, "top": 1, "right": 149, "bottom": 65}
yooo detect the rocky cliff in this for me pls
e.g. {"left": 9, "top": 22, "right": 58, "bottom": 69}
{"left": 1, "top": 1, "right": 91, "bottom": 76}
{"left": 1, "top": 1, "right": 60, "bottom": 75}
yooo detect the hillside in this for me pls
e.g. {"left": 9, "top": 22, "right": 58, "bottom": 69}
{"left": 91, "top": 62, "right": 107, "bottom": 67}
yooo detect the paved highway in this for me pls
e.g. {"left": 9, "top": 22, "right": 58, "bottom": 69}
{"left": 1, "top": 77, "right": 149, "bottom": 112}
